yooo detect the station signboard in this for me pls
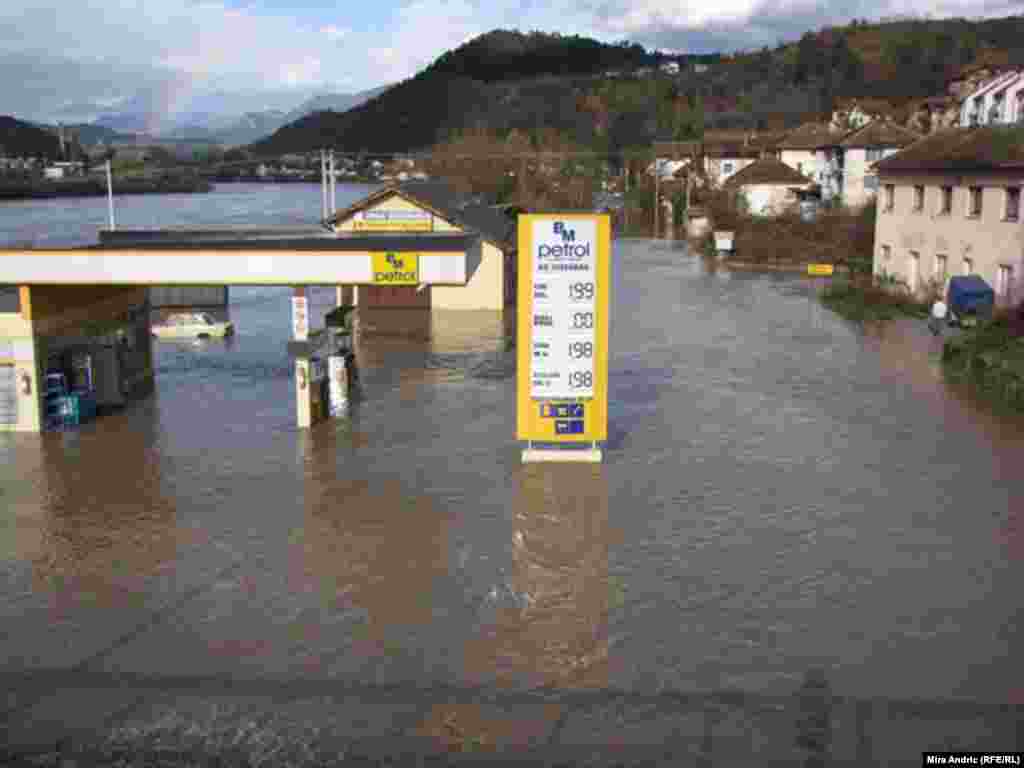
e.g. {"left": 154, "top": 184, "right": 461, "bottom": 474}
{"left": 371, "top": 252, "right": 419, "bottom": 285}
{"left": 516, "top": 213, "right": 609, "bottom": 445}
{"left": 352, "top": 209, "right": 433, "bottom": 232}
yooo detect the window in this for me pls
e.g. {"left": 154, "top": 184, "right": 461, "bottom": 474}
{"left": 864, "top": 175, "right": 879, "bottom": 191}
{"left": 884, "top": 184, "right": 895, "bottom": 212}
{"left": 963, "top": 257, "right": 973, "bottom": 276}
{"left": 997, "top": 265, "right": 1014, "bottom": 300}
{"left": 1005, "top": 187, "right": 1020, "bottom": 221}
{"left": 913, "top": 185, "right": 924, "bottom": 212}
{"left": 866, "top": 148, "right": 883, "bottom": 163}
{"left": 909, "top": 251, "right": 920, "bottom": 290}
{"left": 722, "top": 162, "right": 734, "bottom": 174}
{"left": 935, "top": 254, "right": 947, "bottom": 282}
{"left": 968, "top": 186, "right": 983, "bottom": 217}
{"left": 939, "top": 186, "right": 952, "bottom": 214}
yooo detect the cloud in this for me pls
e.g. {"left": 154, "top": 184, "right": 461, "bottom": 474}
{"left": 1, "top": 0, "right": 1023, "bottom": 125}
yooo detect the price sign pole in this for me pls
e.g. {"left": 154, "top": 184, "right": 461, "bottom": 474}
{"left": 516, "top": 213, "right": 610, "bottom": 462}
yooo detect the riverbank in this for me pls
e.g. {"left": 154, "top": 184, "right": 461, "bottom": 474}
{"left": 818, "top": 277, "right": 929, "bottom": 323}
{"left": 0, "top": 177, "right": 212, "bottom": 200}
{"left": 942, "top": 309, "right": 1024, "bottom": 411}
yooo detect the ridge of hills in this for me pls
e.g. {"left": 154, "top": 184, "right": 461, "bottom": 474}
{"left": 248, "top": 17, "right": 1024, "bottom": 157}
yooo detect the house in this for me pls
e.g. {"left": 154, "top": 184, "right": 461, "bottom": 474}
{"left": 723, "top": 157, "right": 816, "bottom": 217}
{"left": 328, "top": 180, "right": 517, "bottom": 311}
{"left": 872, "top": 126, "right": 1024, "bottom": 308}
{"left": 959, "top": 70, "right": 1024, "bottom": 127}
{"left": 838, "top": 120, "right": 922, "bottom": 208}
{"left": 660, "top": 61, "right": 680, "bottom": 75}
{"left": 777, "top": 122, "right": 849, "bottom": 202}
{"left": 654, "top": 131, "right": 787, "bottom": 188}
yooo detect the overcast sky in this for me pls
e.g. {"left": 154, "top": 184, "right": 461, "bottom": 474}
{"left": 2, "top": 0, "right": 1023, "bottom": 124}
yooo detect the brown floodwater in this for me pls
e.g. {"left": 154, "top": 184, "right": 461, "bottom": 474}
{"left": 2, "top": 238, "right": 1024, "bottom": 715}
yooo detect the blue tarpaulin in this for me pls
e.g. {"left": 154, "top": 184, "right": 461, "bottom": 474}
{"left": 947, "top": 275, "right": 995, "bottom": 315}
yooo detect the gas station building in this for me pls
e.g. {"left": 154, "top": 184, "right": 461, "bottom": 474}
{"left": 0, "top": 181, "right": 518, "bottom": 433}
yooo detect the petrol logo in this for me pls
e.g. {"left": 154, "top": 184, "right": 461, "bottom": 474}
{"left": 372, "top": 252, "right": 419, "bottom": 285}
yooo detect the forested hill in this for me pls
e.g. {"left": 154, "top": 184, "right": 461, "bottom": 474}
{"left": 422, "top": 30, "right": 656, "bottom": 81}
{"left": 0, "top": 115, "right": 61, "bottom": 159}
{"left": 247, "top": 30, "right": 666, "bottom": 156}
{"left": 248, "top": 16, "right": 1024, "bottom": 157}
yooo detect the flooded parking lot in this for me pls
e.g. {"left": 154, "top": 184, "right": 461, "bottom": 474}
{"left": 3, "top": 237, "right": 1024, "bottom": 761}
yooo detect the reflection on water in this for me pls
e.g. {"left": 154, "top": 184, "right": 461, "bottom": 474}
{"left": 1, "top": 240, "right": 1024, "bottom": 711}
{"left": 462, "top": 464, "right": 618, "bottom": 690}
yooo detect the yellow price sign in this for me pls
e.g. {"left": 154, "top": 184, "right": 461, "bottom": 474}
{"left": 516, "top": 214, "right": 610, "bottom": 444}
{"left": 371, "top": 252, "right": 419, "bottom": 285}
{"left": 807, "top": 263, "right": 835, "bottom": 277}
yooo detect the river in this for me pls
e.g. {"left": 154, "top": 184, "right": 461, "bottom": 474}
{"left": 2, "top": 183, "right": 1023, "bottom": 757}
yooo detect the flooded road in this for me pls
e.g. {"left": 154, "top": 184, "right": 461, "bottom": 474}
{"left": 3, "top": 236, "right": 1024, "bottom": 727}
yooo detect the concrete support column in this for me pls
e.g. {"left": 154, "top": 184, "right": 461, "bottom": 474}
{"left": 293, "top": 287, "right": 312, "bottom": 430}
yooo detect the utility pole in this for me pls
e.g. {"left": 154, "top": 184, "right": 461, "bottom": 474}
{"left": 684, "top": 166, "right": 692, "bottom": 234}
{"left": 653, "top": 156, "right": 660, "bottom": 239}
{"left": 105, "top": 159, "right": 115, "bottom": 230}
{"left": 329, "top": 150, "right": 337, "bottom": 217}
{"left": 320, "top": 149, "right": 328, "bottom": 221}
{"left": 519, "top": 154, "right": 527, "bottom": 202}
{"left": 623, "top": 162, "right": 630, "bottom": 235}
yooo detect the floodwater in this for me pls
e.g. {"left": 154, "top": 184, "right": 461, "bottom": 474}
{"left": 2, "top": 187, "right": 1024, "bottom": 739}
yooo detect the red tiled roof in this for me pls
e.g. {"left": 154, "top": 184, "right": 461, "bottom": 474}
{"left": 874, "top": 126, "right": 1024, "bottom": 173}
{"left": 723, "top": 156, "right": 814, "bottom": 187}
{"left": 839, "top": 119, "right": 922, "bottom": 149}
{"left": 777, "top": 122, "right": 849, "bottom": 150}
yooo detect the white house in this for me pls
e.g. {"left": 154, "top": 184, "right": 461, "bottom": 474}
{"left": 723, "top": 156, "right": 816, "bottom": 217}
{"left": 960, "top": 70, "right": 1024, "bottom": 127}
{"left": 838, "top": 120, "right": 922, "bottom": 208}
{"left": 777, "top": 122, "right": 848, "bottom": 202}
{"left": 660, "top": 61, "right": 681, "bottom": 75}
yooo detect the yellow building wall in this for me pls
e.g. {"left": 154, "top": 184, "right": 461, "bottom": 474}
{"left": 0, "top": 306, "right": 40, "bottom": 432}
{"left": 431, "top": 241, "right": 506, "bottom": 311}
{"left": 874, "top": 173, "right": 1024, "bottom": 306}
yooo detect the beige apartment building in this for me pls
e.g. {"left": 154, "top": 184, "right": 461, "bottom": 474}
{"left": 873, "top": 126, "right": 1024, "bottom": 307}
{"left": 838, "top": 120, "right": 921, "bottom": 209}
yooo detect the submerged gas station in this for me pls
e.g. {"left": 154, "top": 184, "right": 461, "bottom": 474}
{"left": 0, "top": 181, "right": 516, "bottom": 433}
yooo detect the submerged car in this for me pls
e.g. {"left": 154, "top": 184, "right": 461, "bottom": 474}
{"left": 152, "top": 312, "right": 234, "bottom": 339}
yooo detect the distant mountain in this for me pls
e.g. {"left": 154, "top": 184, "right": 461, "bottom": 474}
{"left": 207, "top": 86, "right": 391, "bottom": 147}
{"left": 92, "top": 111, "right": 155, "bottom": 134}
{"left": 282, "top": 86, "right": 391, "bottom": 122}
{"left": 59, "top": 123, "right": 137, "bottom": 146}
{"left": 208, "top": 110, "right": 289, "bottom": 147}
{"left": 0, "top": 115, "right": 61, "bottom": 158}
